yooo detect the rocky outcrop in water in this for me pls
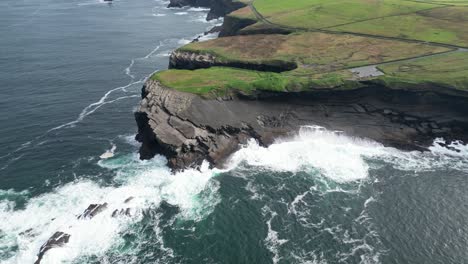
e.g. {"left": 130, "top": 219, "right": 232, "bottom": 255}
{"left": 77, "top": 203, "right": 108, "bottom": 220}
{"left": 34, "top": 200, "right": 130, "bottom": 263}
{"left": 35, "top": 232, "right": 70, "bottom": 264}
{"left": 135, "top": 79, "right": 468, "bottom": 170}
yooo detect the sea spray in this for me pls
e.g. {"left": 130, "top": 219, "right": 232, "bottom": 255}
{"left": 0, "top": 155, "right": 221, "bottom": 263}
{"left": 228, "top": 126, "right": 468, "bottom": 181}
{"left": 227, "top": 126, "right": 384, "bottom": 182}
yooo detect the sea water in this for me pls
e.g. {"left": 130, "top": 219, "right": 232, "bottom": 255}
{"left": 1, "top": 0, "right": 467, "bottom": 263}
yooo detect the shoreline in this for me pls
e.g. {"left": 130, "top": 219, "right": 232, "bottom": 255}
{"left": 135, "top": 0, "right": 468, "bottom": 170}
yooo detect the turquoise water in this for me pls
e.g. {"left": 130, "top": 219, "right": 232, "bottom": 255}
{"left": 1, "top": 1, "right": 468, "bottom": 263}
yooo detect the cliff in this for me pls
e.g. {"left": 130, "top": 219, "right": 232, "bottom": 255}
{"left": 169, "top": 50, "right": 297, "bottom": 72}
{"left": 135, "top": 79, "right": 468, "bottom": 170}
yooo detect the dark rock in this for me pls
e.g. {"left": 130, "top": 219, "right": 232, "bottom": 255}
{"left": 112, "top": 208, "right": 132, "bottom": 217}
{"left": 169, "top": 50, "right": 297, "bottom": 72}
{"left": 206, "top": 0, "right": 246, "bottom": 21}
{"left": 219, "top": 13, "right": 257, "bottom": 37}
{"left": 433, "top": 127, "right": 452, "bottom": 134}
{"left": 352, "top": 104, "right": 367, "bottom": 113}
{"left": 168, "top": 0, "right": 211, "bottom": 8}
{"left": 19, "top": 228, "right": 34, "bottom": 237}
{"left": 35, "top": 231, "right": 70, "bottom": 264}
{"left": 77, "top": 203, "right": 108, "bottom": 220}
{"left": 404, "top": 116, "right": 418, "bottom": 122}
{"left": 205, "top": 25, "right": 222, "bottom": 35}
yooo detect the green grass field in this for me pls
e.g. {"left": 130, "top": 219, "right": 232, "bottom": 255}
{"left": 155, "top": 0, "right": 468, "bottom": 95}
{"left": 330, "top": 7, "right": 468, "bottom": 47}
{"left": 253, "top": 0, "right": 439, "bottom": 29}
{"left": 378, "top": 51, "right": 468, "bottom": 90}
{"left": 417, "top": 0, "right": 468, "bottom": 6}
{"left": 152, "top": 66, "right": 364, "bottom": 96}
{"left": 152, "top": 67, "right": 290, "bottom": 96}
{"left": 250, "top": 0, "right": 468, "bottom": 47}
{"left": 180, "top": 32, "right": 450, "bottom": 74}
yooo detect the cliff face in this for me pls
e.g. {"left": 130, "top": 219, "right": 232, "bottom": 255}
{"left": 135, "top": 80, "right": 261, "bottom": 169}
{"left": 169, "top": 51, "right": 297, "bottom": 72}
{"left": 135, "top": 79, "right": 468, "bottom": 170}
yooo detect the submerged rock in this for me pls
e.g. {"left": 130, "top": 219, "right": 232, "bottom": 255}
{"left": 124, "top": 197, "right": 134, "bottom": 203}
{"left": 111, "top": 208, "right": 132, "bottom": 217}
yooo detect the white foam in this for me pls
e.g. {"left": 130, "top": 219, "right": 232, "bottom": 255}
{"left": 174, "top": 12, "right": 188, "bottom": 15}
{"left": 262, "top": 206, "right": 288, "bottom": 264}
{"left": 77, "top": 0, "right": 111, "bottom": 6}
{"left": 156, "top": 51, "right": 172, "bottom": 57}
{"left": 48, "top": 81, "right": 142, "bottom": 132}
{"left": 100, "top": 144, "right": 117, "bottom": 159}
{"left": 287, "top": 190, "right": 309, "bottom": 215}
{"left": 0, "top": 155, "right": 221, "bottom": 263}
{"left": 177, "top": 38, "right": 191, "bottom": 45}
{"left": 142, "top": 42, "right": 162, "bottom": 59}
{"left": 187, "top": 7, "right": 210, "bottom": 12}
{"left": 429, "top": 138, "right": 468, "bottom": 157}
{"left": 228, "top": 126, "right": 379, "bottom": 182}
{"left": 124, "top": 59, "right": 135, "bottom": 79}
{"left": 376, "top": 138, "right": 468, "bottom": 172}
{"left": 119, "top": 134, "right": 140, "bottom": 147}
{"left": 227, "top": 126, "right": 468, "bottom": 183}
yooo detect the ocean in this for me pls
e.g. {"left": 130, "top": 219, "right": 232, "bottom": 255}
{"left": 0, "top": 0, "right": 467, "bottom": 263}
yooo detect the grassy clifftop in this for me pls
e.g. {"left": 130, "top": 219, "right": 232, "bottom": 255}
{"left": 154, "top": 0, "right": 468, "bottom": 96}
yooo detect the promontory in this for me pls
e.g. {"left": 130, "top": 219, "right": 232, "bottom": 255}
{"left": 135, "top": 0, "right": 468, "bottom": 170}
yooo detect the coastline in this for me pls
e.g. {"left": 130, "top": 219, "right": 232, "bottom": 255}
{"left": 135, "top": 0, "right": 468, "bottom": 170}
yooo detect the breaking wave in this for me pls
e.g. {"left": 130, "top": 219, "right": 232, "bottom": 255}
{"left": 0, "top": 155, "right": 222, "bottom": 263}
{"left": 226, "top": 126, "right": 468, "bottom": 263}
{"left": 228, "top": 126, "right": 468, "bottom": 182}
{"left": 1, "top": 126, "right": 467, "bottom": 263}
